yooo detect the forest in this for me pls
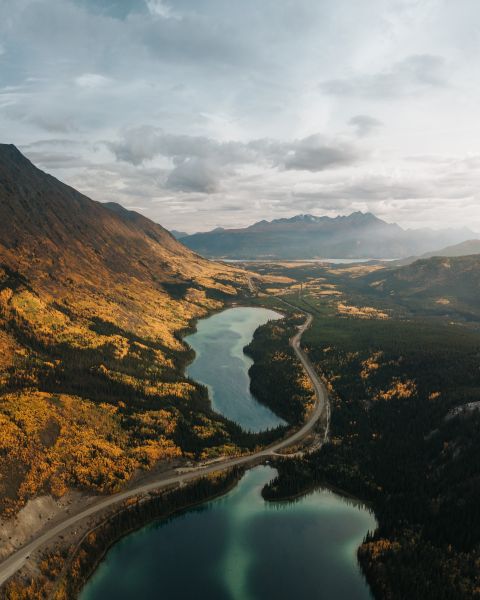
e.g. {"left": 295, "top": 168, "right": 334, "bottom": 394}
{"left": 0, "top": 264, "right": 279, "bottom": 518}
{"left": 246, "top": 261, "right": 480, "bottom": 599}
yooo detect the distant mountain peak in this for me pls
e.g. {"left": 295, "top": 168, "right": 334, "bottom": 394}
{"left": 248, "top": 211, "right": 389, "bottom": 229}
{"left": 288, "top": 214, "right": 319, "bottom": 223}
{"left": 181, "top": 210, "right": 474, "bottom": 260}
{"left": 348, "top": 210, "right": 380, "bottom": 222}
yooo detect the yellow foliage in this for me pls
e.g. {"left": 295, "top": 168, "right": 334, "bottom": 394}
{"left": 0, "top": 244, "right": 253, "bottom": 516}
{"left": 361, "top": 352, "right": 383, "bottom": 380}
{"left": 0, "top": 392, "right": 138, "bottom": 514}
{"left": 362, "top": 538, "right": 401, "bottom": 560}
{"left": 337, "top": 302, "right": 389, "bottom": 320}
{"left": 376, "top": 378, "right": 417, "bottom": 401}
{"left": 132, "top": 439, "right": 182, "bottom": 466}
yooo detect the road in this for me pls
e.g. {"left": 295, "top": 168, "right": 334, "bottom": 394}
{"left": 0, "top": 307, "right": 329, "bottom": 588}
{"left": 277, "top": 297, "right": 330, "bottom": 445}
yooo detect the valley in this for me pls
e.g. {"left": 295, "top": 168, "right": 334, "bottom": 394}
{"left": 243, "top": 258, "right": 480, "bottom": 599}
{"left": 1, "top": 148, "right": 480, "bottom": 599}
{"left": 3, "top": 2, "right": 480, "bottom": 598}
{"left": 1, "top": 301, "right": 329, "bottom": 599}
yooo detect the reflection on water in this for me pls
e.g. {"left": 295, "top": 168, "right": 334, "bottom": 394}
{"left": 185, "top": 307, "right": 285, "bottom": 432}
{"left": 81, "top": 467, "right": 375, "bottom": 600}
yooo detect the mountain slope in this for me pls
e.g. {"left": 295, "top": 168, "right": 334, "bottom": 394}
{"left": 394, "top": 239, "right": 480, "bottom": 266}
{"left": 181, "top": 212, "right": 474, "bottom": 259}
{"left": 0, "top": 144, "right": 252, "bottom": 517}
{"left": 170, "top": 229, "right": 189, "bottom": 239}
{"left": 362, "top": 255, "right": 480, "bottom": 319}
{"left": 1, "top": 145, "right": 243, "bottom": 291}
{"left": 420, "top": 239, "right": 480, "bottom": 259}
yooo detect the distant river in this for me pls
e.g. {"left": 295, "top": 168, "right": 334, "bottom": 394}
{"left": 185, "top": 307, "right": 285, "bottom": 432}
{"left": 221, "top": 258, "right": 397, "bottom": 264}
{"left": 80, "top": 466, "right": 375, "bottom": 600}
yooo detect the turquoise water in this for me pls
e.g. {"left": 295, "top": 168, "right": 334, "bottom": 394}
{"left": 185, "top": 307, "right": 285, "bottom": 432}
{"left": 80, "top": 466, "right": 375, "bottom": 600}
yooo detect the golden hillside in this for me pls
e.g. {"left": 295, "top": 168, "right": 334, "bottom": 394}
{"left": 0, "top": 144, "right": 252, "bottom": 516}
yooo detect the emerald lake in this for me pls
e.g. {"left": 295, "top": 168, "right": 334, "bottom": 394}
{"left": 185, "top": 307, "right": 285, "bottom": 432}
{"left": 80, "top": 466, "right": 375, "bottom": 600}
{"left": 80, "top": 307, "right": 375, "bottom": 600}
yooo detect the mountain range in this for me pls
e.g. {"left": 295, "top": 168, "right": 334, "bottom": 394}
{"left": 180, "top": 212, "right": 475, "bottom": 260}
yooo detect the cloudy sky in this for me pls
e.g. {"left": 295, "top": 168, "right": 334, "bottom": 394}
{"left": 1, "top": 0, "right": 480, "bottom": 233}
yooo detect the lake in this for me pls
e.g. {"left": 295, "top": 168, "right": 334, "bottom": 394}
{"left": 80, "top": 466, "right": 375, "bottom": 600}
{"left": 185, "top": 307, "right": 285, "bottom": 432}
{"left": 80, "top": 307, "right": 375, "bottom": 600}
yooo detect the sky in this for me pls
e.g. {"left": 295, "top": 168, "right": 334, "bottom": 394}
{"left": 1, "top": 0, "right": 480, "bottom": 233}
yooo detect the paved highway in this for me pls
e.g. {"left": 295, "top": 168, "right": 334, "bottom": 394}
{"left": 0, "top": 307, "right": 329, "bottom": 587}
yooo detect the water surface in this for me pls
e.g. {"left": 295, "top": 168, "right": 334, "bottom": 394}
{"left": 81, "top": 467, "right": 375, "bottom": 600}
{"left": 185, "top": 307, "right": 285, "bottom": 432}
{"left": 222, "top": 258, "right": 397, "bottom": 264}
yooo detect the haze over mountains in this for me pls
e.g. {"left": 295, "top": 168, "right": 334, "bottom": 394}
{"left": 393, "top": 239, "right": 480, "bottom": 266}
{"left": 180, "top": 213, "right": 476, "bottom": 260}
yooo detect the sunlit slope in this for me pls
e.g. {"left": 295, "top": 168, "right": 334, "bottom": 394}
{"left": 0, "top": 144, "right": 251, "bottom": 516}
{"left": 0, "top": 144, "right": 249, "bottom": 340}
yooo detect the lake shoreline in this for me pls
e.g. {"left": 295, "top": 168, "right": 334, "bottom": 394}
{"left": 69, "top": 470, "right": 244, "bottom": 599}
{"left": 81, "top": 466, "right": 376, "bottom": 600}
{"left": 80, "top": 306, "right": 373, "bottom": 600}
{"left": 76, "top": 305, "right": 288, "bottom": 597}
{"left": 184, "top": 305, "right": 286, "bottom": 432}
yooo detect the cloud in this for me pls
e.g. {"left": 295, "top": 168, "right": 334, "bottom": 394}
{"left": 1, "top": 0, "right": 479, "bottom": 232}
{"left": 75, "top": 73, "right": 111, "bottom": 88}
{"left": 145, "top": 0, "right": 173, "bottom": 19}
{"left": 321, "top": 54, "right": 448, "bottom": 98}
{"left": 5, "top": 103, "right": 78, "bottom": 133}
{"left": 109, "top": 127, "right": 259, "bottom": 167}
{"left": 348, "top": 115, "right": 383, "bottom": 137}
{"left": 109, "top": 128, "right": 362, "bottom": 192}
{"left": 108, "top": 129, "right": 360, "bottom": 173}
{"left": 283, "top": 134, "right": 360, "bottom": 172}
{"left": 290, "top": 168, "right": 480, "bottom": 210}
{"left": 20, "top": 151, "right": 90, "bottom": 168}
{"left": 165, "top": 158, "right": 220, "bottom": 193}
{"left": 71, "top": 0, "right": 146, "bottom": 20}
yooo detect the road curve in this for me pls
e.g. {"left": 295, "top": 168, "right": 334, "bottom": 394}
{"left": 0, "top": 307, "right": 329, "bottom": 587}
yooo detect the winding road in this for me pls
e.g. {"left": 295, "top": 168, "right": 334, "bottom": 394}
{"left": 0, "top": 306, "right": 329, "bottom": 588}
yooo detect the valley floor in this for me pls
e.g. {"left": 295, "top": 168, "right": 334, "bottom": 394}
{"left": 245, "top": 260, "right": 480, "bottom": 599}
{"left": 0, "top": 305, "right": 328, "bottom": 598}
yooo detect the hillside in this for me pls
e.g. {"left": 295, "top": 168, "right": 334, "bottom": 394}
{"left": 243, "top": 258, "right": 480, "bottom": 598}
{"left": 363, "top": 255, "right": 480, "bottom": 319}
{"left": 180, "top": 212, "right": 474, "bottom": 259}
{"left": 170, "top": 230, "right": 189, "bottom": 240}
{"left": 423, "top": 239, "right": 480, "bottom": 257}
{"left": 0, "top": 144, "right": 253, "bottom": 517}
{"left": 395, "top": 239, "right": 480, "bottom": 266}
